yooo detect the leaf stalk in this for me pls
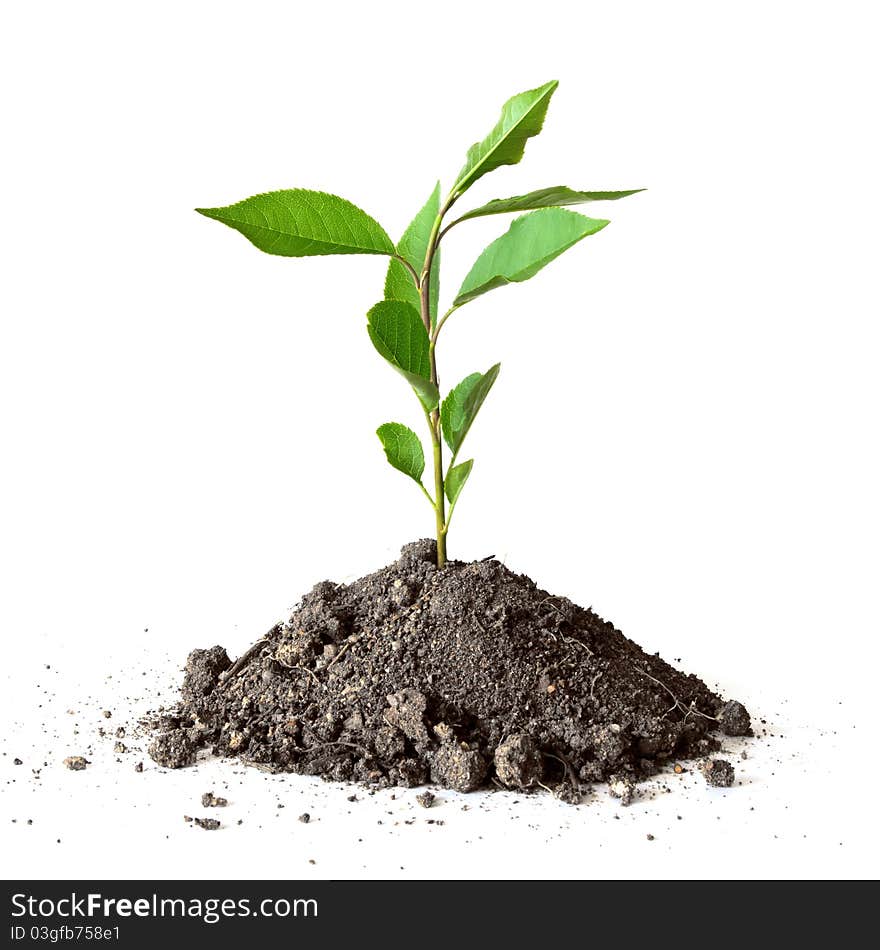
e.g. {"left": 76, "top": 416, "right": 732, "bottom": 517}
{"left": 392, "top": 254, "right": 421, "bottom": 288}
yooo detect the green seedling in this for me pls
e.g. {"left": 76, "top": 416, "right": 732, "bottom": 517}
{"left": 197, "top": 81, "right": 641, "bottom": 567}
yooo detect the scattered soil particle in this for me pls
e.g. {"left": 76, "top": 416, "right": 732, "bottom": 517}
{"left": 201, "top": 791, "right": 228, "bottom": 808}
{"left": 608, "top": 775, "right": 635, "bottom": 806}
{"left": 155, "top": 541, "right": 746, "bottom": 800}
{"left": 115, "top": 727, "right": 126, "bottom": 739}
{"left": 718, "top": 700, "right": 752, "bottom": 737}
{"left": 102, "top": 711, "right": 112, "bottom": 719}
{"left": 416, "top": 790, "right": 436, "bottom": 809}
{"left": 63, "top": 756, "right": 89, "bottom": 771}
{"left": 194, "top": 817, "right": 221, "bottom": 831}
{"left": 700, "top": 757, "right": 735, "bottom": 787}
{"left": 647, "top": 834, "right": 655, "bottom": 841}
{"left": 134, "top": 762, "right": 143, "bottom": 773}
{"left": 298, "top": 813, "right": 311, "bottom": 823}
{"left": 13, "top": 758, "right": 23, "bottom": 766}
{"left": 113, "top": 742, "right": 126, "bottom": 754}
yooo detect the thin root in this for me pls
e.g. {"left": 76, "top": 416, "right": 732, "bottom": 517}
{"left": 325, "top": 637, "right": 358, "bottom": 670}
{"left": 273, "top": 655, "right": 324, "bottom": 690}
{"left": 561, "top": 634, "right": 594, "bottom": 657}
{"left": 634, "top": 666, "right": 717, "bottom": 723}
{"left": 539, "top": 597, "right": 568, "bottom": 622}
{"left": 546, "top": 751, "right": 580, "bottom": 791}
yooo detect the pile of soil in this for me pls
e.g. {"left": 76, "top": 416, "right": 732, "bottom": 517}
{"left": 149, "top": 541, "right": 750, "bottom": 800}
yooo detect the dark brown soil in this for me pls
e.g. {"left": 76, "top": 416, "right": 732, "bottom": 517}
{"left": 150, "top": 541, "right": 750, "bottom": 801}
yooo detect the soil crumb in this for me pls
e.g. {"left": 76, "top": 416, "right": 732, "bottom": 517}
{"left": 148, "top": 730, "right": 195, "bottom": 769}
{"left": 608, "top": 775, "right": 636, "bottom": 806}
{"left": 63, "top": 756, "right": 89, "bottom": 771}
{"left": 718, "top": 700, "right": 752, "bottom": 737}
{"left": 151, "top": 541, "right": 749, "bottom": 800}
{"left": 700, "top": 757, "right": 735, "bottom": 787}
{"left": 201, "top": 791, "right": 228, "bottom": 808}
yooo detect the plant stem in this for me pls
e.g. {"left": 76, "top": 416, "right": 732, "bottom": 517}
{"left": 432, "top": 422, "right": 447, "bottom": 565}
{"left": 419, "top": 195, "right": 457, "bottom": 330}
{"left": 423, "top": 298, "right": 446, "bottom": 567}
{"left": 419, "top": 196, "right": 457, "bottom": 568}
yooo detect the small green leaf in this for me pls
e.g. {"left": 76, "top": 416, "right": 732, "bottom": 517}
{"left": 441, "top": 363, "right": 501, "bottom": 455}
{"left": 452, "top": 81, "right": 558, "bottom": 197}
{"left": 196, "top": 189, "right": 395, "bottom": 257}
{"left": 455, "top": 208, "right": 608, "bottom": 306}
{"left": 377, "top": 423, "right": 425, "bottom": 484}
{"left": 450, "top": 186, "right": 644, "bottom": 226}
{"left": 385, "top": 183, "right": 441, "bottom": 324}
{"left": 445, "top": 459, "right": 474, "bottom": 505}
{"left": 367, "top": 300, "right": 439, "bottom": 412}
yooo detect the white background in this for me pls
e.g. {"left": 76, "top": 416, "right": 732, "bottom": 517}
{"left": 1, "top": 0, "right": 877, "bottom": 880}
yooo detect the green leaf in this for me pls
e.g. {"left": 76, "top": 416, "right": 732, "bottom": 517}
{"left": 440, "top": 363, "right": 501, "bottom": 455}
{"left": 445, "top": 459, "right": 474, "bottom": 506}
{"left": 385, "top": 183, "right": 441, "bottom": 324}
{"left": 196, "top": 189, "right": 395, "bottom": 257}
{"left": 455, "top": 208, "right": 609, "bottom": 306}
{"left": 367, "top": 300, "right": 439, "bottom": 412}
{"left": 450, "top": 186, "right": 644, "bottom": 226}
{"left": 376, "top": 423, "right": 425, "bottom": 484}
{"left": 452, "top": 81, "right": 558, "bottom": 197}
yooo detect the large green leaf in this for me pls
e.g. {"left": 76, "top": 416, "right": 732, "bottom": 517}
{"left": 450, "top": 186, "right": 644, "bottom": 226}
{"left": 385, "top": 183, "right": 441, "bottom": 324}
{"left": 376, "top": 423, "right": 425, "bottom": 484}
{"left": 452, "top": 81, "right": 558, "bottom": 198}
{"left": 445, "top": 459, "right": 474, "bottom": 506}
{"left": 455, "top": 208, "right": 608, "bottom": 306}
{"left": 440, "top": 363, "right": 501, "bottom": 455}
{"left": 196, "top": 189, "right": 394, "bottom": 257}
{"left": 367, "top": 300, "right": 439, "bottom": 412}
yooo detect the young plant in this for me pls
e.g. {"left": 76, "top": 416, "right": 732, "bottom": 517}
{"left": 197, "top": 81, "right": 641, "bottom": 567}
